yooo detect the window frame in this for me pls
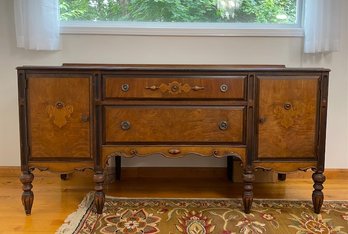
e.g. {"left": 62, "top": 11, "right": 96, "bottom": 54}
{"left": 60, "top": 0, "right": 304, "bottom": 37}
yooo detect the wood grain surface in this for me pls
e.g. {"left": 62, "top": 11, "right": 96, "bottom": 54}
{"left": 258, "top": 76, "right": 319, "bottom": 159}
{"left": 104, "top": 106, "right": 245, "bottom": 143}
{"left": 28, "top": 75, "right": 91, "bottom": 159}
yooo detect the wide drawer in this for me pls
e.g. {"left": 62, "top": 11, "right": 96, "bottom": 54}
{"left": 104, "top": 106, "right": 245, "bottom": 143}
{"left": 103, "top": 76, "right": 246, "bottom": 100}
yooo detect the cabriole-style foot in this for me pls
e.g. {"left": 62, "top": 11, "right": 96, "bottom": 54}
{"left": 243, "top": 166, "right": 254, "bottom": 214}
{"left": 312, "top": 171, "right": 326, "bottom": 214}
{"left": 20, "top": 171, "right": 34, "bottom": 215}
{"left": 94, "top": 172, "right": 105, "bottom": 214}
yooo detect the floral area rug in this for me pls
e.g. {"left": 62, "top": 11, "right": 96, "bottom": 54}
{"left": 56, "top": 192, "right": 348, "bottom": 234}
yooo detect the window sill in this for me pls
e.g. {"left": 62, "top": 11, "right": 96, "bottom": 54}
{"left": 60, "top": 22, "right": 304, "bottom": 37}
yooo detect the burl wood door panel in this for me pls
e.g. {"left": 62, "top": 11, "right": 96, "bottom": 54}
{"left": 104, "top": 107, "right": 245, "bottom": 143}
{"left": 27, "top": 75, "right": 92, "bottom": 159}
{"left": 103, "top": 76, "right": 246, "bottom": 100}
{"left": 257, "top": 76, "right": 319, "bottom": 159}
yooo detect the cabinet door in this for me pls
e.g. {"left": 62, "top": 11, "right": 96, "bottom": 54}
{"left": 27, "top": 74, "right": 92, "bottom": 160}
{"left": 257, "top": 76, "right": 319, "bottom": 159}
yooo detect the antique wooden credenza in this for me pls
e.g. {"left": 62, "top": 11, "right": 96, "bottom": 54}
{"left": 17, "top": 64, "right": 329, "bottom": 215}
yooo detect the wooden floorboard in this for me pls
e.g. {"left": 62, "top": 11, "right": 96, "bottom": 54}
{"left": 0, "top": 168, "right": 347, "bottom": 233}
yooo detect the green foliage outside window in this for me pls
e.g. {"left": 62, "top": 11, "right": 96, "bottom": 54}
{"left": 60, "top": 0, "right": 297, "bottom": 24}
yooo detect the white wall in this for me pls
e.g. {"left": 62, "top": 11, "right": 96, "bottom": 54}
{"left": 1, "top": 0, "right": 347, "bottom": 168}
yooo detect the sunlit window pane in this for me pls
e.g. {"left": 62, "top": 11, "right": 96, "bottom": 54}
{"left": 60, "top": 0, "right": 298, "bottom": 24}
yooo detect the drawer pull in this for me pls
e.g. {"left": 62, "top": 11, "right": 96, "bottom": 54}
{"left": 121, "top": 84, "right": 129, "bottom": 92}
{"left": 145, "top": 85, "right": 159, "bottom": 91}
{"left": 219, "top": 121, "right": 228, "bottom": 130}
{"left": 220, "top": 84, "right": 229, "bottom": 93}
{"left": 171, "top": 84, "right": 179, "bottom": 92}
{"left": 120, "top": 121, "right": 131, "bottom": 130}
{"left": 168, "top": 149, "right": 181, "bottom": 154}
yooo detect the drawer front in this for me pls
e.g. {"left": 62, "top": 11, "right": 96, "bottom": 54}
{"left": 104, "top": 107, "right": 245, "bottom": 143}
{"left": 27, "top": 74, "right": 92, "bottom": 159}
{"left": 103, "top": 76, "right": 246, "bottom": 100}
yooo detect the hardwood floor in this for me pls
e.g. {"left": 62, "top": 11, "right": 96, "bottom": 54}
{"left": 1, "top": 168, "right": 348, "bottom": 233}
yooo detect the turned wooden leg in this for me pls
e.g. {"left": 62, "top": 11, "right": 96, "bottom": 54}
{"left": 94, "top": 172, "right": 105, "bottom": 214}
{"left": 20, "top": 171, "right": 34, "bottom": 215}
{"left": 115, "top": 156, "right": 121, "bottom": 181}
{"left": 243, "top": 166, "right": 254, "bottom": 214}
{"left": 312, "top": 171, "right": 326, "bottom": 214}
{"left": 227, "top": 156, "right": 234, "bottom": 182}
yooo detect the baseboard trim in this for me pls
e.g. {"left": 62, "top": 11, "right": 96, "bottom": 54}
{"left": 0, "top": 166, "right": 21, "bottom": 177}
{"left": 1, "top": 166, "right": 347, "bottom": 179}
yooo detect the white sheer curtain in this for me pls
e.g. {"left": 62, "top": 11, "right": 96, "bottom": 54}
{"left": 303, "top": 0, "right": 343, "bottom": 54}
{"left": 14, "top": 0, "right": 60, "bottom": 50}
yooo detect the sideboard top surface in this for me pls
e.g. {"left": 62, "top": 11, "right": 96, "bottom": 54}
{"left": 16, "top": 64, "right": 330, "bottom": 73}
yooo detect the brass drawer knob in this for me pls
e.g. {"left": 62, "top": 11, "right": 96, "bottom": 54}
{"left": 121, "top": 84, "right": 129, "bottom": 92}
{"left": 218, "top": 121, "right": 228, "bottom": 130}
{"left": 220, "top": 84, "right": 229, "bottom": 93}
{"left": 171, "top": 84, "right": 179, "bottom": 93}
{"left": 120, "top": 121, "right": 131, "bottom": 130}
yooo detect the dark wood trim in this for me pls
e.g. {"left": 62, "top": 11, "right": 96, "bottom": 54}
{"left": 94, "top": 72, "right": 102, "bottom": 170}
{"left": 62, "top": 63, "right": 287, "bottom": 68}
{"left": 317, "top": 73, "right": 329, "bottom": 172}
{"left": 18, "top": 65, "right": 330, "bottom": 73}
{"left": 17, "top": 70, "right": 29, "bottom": 171}
{"left": 246, "top": 73, "right": 256, "bottom": 166}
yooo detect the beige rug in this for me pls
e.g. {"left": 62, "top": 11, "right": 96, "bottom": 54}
{"left": 56, "top": 192, "right": 348, "bottom": 233}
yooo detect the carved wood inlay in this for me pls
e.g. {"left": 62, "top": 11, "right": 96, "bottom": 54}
{"left": 109, "top": 149, "right": 241, "bottom": 159}
{"left": 272, "top": 101, "right": 314, "bottom": 129}
{"left": 101, "top": 146, "right": 247, "bottom": 168}
{"left": 146, "top": 81, "right": 204, "bottom": 94}
{"left": 47, "top": 103, "right": 73, "bottom": 128}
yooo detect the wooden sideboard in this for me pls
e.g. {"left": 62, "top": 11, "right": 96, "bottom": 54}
{"left": 17, "top": 64, "right": 329, "bottom": 215}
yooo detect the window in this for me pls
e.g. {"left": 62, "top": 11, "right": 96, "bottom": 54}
{"left": 60, "top": 0, "right": 303, "bottom": 36}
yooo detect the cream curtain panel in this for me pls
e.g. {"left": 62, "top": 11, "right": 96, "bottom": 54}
{"left": 14, "top": 0, "right": 60, "bottom": 50}
{"left": 303, "top": 0, "right": 343, "bottom": 53}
